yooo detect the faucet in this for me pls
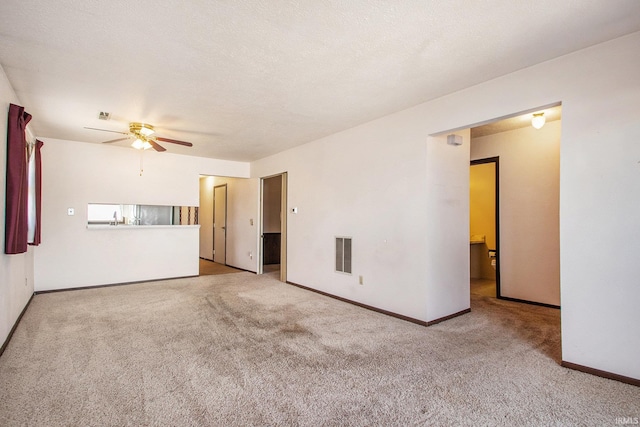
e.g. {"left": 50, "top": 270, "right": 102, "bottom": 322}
{"left": 112, "top": 211, "right": 118, "bottom": 226}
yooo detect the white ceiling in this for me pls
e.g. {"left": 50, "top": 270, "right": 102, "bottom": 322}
{"left": 1, "top": 1, "right": 639, "bottom": 161}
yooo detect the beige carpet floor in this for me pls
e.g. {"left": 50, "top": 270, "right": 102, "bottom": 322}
{"left": 0, "top": 272, "right": 638, "bottom": 426}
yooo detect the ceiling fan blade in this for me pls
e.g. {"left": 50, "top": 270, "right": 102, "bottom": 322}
{"left": 148, "top": 140, "right": 167, "bottom": 152}
{"left": 84, "top": 127, "right": 129, "bottom": 135}
{"left": 101, "top": 137, "right": 130, "bottom": 144}
{"left": 155, "top": 137, "right": 193, "bottom": 147}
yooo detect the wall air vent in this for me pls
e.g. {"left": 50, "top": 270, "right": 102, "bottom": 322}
{"left": 335, "top": 237, "right": 352, "bottom": 274}
{"left": 98, "top": 111, "right": 111, "bottom": 120}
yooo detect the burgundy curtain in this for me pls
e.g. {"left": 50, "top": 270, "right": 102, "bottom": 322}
{"left": 29, "top": 139, "right": 44, "bottom": 246}
{"left": 5, "top": 103, "right": 31, "bottom": 254}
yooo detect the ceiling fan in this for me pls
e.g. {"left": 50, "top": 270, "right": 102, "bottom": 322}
{"left": 84, "top": 122, "right": 193, "bottom": 152}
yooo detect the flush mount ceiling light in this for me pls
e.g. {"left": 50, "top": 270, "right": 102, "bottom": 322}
{"left": 531, "top": 112, "right": 546, "bottom": 129}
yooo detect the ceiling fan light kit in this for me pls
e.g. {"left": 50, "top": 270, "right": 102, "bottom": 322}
{"left": 130, "top": 122, "right": 155, "bottom": 137}
{"left": 129, "top": 123, "right": 155, "bottom": 150}
{"left": 131, "top": 138, "right": 152, "bottom": 150}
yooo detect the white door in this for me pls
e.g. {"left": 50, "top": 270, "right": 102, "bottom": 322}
{"left": 213, "top": 185, "right": 227, "bottom": 264}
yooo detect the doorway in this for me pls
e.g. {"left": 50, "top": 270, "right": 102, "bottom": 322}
{"left": 468, "top": 104, "right": 561, "bottom": 307}
{"left": 470, "top": 158, "right": 500, "bottom": 298}
{"left": 213, "top": 184, "right": 227, "bottom": 265}
{"left": 260, "top": 173, "right": 287, "bottom": 282}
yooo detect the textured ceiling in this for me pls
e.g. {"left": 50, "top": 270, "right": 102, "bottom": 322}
{"left": 1, "top": 1, "right": 639, "bottom": 161}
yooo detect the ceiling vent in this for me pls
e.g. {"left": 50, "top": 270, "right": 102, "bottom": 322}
{"left": 98, "top": 111, "right": 111, "bottom": 120}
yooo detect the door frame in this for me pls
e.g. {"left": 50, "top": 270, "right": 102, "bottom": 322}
{"left": 259, "top": 172, "right": 287, "bottom": 282}
{"left": 213, "top": 184, "right": 228, "bottom": 265}
{"left": 470, "top": 157, "right": 501, "bottom": 297}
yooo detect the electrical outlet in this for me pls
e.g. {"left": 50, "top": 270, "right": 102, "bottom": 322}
{"left": 359, "top": 275, "right": 364, "bottom": 285}
{"left": 250, "top": 218, "right": 254, "bottom": 226}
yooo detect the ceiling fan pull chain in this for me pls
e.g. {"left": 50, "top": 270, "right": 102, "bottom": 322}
{"left": 140, "top": 150, "right": 144, "bottom": 176}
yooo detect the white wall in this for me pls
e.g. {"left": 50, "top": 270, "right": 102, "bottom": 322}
{"left": 425, "top": 131, "right": 471, "bottom": 322}
{"left": 0, "top": 65, "right": 35, "bottom": 346}
{"left": 252, "top": 32, "right": 640, "bottom": 380}
{"left": 199, "top": 175, "right": 259, "bottom": 272}
{"left": 252, "top": 107, "right": 434, "bottom": 321}
{"left": 471, "top": 121, "right": 561, "bottom": 306}
{"left": 35, "top": 138, "right": 249, "bottom": 291}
